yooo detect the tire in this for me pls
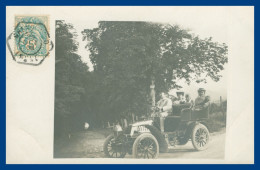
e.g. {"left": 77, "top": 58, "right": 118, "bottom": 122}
{"left": 132, "top": 133, "right": 159, "bottom": 159}
{"left": 191, "top": 123, "right": 210, "bottom": 151}
{"left": 145, "top": 125, "right": 168, "bottom": 153}
{"left": 103, "top": 134, "right": 126, "bottom": 158}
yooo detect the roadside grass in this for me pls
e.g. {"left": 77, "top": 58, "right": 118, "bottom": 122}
{"left": 208, "top": 111, "right": 226, "bottom": 132}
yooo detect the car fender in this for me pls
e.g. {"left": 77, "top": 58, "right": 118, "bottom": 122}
{"left": 144, "top": 125, "right": 168, "bottom": 153}
{"left": 199, "top": 121, "right": 211, "bottom": 133}
{"left": 185, "top": 121, "right": 211, "bottom": 138}
{"left": 184, "top": 121, "right": 198, "bottom": 139}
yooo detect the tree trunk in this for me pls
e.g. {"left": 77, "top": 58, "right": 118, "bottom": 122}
{"left": 150, "top": 76, "right": 156, "bottom": 107}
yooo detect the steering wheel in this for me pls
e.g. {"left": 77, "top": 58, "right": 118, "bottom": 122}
{"left": 150, "top": 106, "right": 161, "bottom": 117}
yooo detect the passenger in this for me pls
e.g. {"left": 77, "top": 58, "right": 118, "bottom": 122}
{"left": 173, "top": 91, "right": 186, "bottom": 104}
{"left": 185, "top": 94, "right": 191, "bottom": 103}
{"left": 193, "top": 88, "right": 210, "bottom": 111}
{"left": 157, "top": 92, "right": 173, "bottom": 117}
{"left": 185, "top": 94, "right": 194, "bottom": 107}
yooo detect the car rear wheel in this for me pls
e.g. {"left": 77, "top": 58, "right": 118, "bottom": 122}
{"left": 132, "top": 133, "right": 159, "bottom": 159}
{"left": 191, "top": 124, "right": 210, "bottom": 151}
{"left": 103, "top": 134, "right": 126, "bottom": 158}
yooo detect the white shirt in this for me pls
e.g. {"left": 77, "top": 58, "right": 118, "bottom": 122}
{"left": 157, "top": 97, "right": 173, "bottom": 112}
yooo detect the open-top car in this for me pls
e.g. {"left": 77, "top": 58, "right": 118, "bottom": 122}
{"left": 103, "top": 103, "right": 211, "bottom": 159}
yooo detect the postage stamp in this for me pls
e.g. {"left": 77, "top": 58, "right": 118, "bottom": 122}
{"left": 7, "top": 15, "right": 52, "bottom": 65}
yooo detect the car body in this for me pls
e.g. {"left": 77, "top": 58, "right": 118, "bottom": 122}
{"left": 103, "top": 103, "right": 211, "bottom": 159}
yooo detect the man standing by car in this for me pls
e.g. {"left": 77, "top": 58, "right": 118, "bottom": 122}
{"left": 194, "top": 88, "right": 210, "bottom": 111}
{"left": 157, "top": 92, "right": 172, "bottom": 117}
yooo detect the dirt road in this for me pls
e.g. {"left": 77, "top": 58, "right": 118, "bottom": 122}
{"left": 121, "top": 132, "right": 225, "bottom": 159}
{"left": 55, "top": 130, "right": 225, "bottom": 159}
{"left": 158, "top": 132, "right": 225, "bottom": 159}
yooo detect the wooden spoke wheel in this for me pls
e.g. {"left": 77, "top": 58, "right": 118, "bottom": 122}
{"left": 103, "top": 134, "right": 126, "bottom": 158}
{"left": 191, "top": 124, "right": 210, "bottom": 151}
{"left": 132, "top": 133, "right": 159, "bottom": 159}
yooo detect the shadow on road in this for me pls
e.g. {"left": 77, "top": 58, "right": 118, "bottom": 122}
{"left": 167, "top": 148, "right": 197, "bottom": 153}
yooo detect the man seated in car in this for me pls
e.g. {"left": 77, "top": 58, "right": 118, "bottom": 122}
{"left": 157, "top": 92, "right": 173, "bottom": 117}
{"left": 173, "top": 91, "right": 186, "bottom": 104}
{"left": 193, "top": 88, "right": 210, "bottom": 111}
{"left": 172, "top": 92, "right": 193, "bottom": 116}
{"left": 185, "top": 93, "right": 194, "bottom": 106}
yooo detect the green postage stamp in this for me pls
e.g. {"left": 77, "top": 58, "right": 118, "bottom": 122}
{"left": 7, "top": 15, "right": 52, "bottom": 65}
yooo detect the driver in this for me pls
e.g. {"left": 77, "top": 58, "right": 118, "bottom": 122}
{"left": 157, "top": 92, "right": 172, "bottom": 117}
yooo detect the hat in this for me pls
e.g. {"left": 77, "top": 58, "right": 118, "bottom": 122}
{"left": 198, "top": 88, "right": 206, "bottom": 92}
{"left": 176, "top": 91, "right": 184, "bottom": 95}
{"left": 185, "top": 93, "right": 190, "bottom": 97}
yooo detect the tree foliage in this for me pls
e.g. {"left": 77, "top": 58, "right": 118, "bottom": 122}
{"left": 82, "top": 21, "right": 228, "bottom": 120}
{"left": 54, "top": 20, "right": 228, "bottom": 136}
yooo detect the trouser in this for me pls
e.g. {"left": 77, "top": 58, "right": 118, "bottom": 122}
{"left": 159, "top": 112, "right": 168, "bottom": 132}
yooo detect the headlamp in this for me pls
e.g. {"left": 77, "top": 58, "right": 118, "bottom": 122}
{"left": 113, "top": 125, "right": 123, "bottom": 132}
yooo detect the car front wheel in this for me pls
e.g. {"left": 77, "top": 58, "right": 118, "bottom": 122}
{"left": 191, "top": 123, "right": 210, "bottom": 151}
{"left": 103, "top": 134, "right": 126, "bottom": 158}
{"left": 132, "top": 133, "right": 159, "bottom": 159}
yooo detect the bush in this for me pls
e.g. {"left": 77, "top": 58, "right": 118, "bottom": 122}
{"left": 208, "top": 111, "right": 226, "bottom": 132}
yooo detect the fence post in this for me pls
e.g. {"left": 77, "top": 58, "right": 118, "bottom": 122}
{"left": 220, "top": 96, "right": 225, "bottom": 122}
{"left": 124, "top": 119, "right": 128, "bottom": 127}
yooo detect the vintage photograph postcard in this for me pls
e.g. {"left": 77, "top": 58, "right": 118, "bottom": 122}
{"left": 6, "top": 6, "right": 254, "bottom": 164}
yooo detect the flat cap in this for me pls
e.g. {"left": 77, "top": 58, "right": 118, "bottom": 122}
{"left": 198, "top": 88, "right": 206, "bottom": 92}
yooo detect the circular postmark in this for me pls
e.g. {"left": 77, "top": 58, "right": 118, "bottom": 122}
{"left": 18, "top": 31, "right": 43, "bottom": 55}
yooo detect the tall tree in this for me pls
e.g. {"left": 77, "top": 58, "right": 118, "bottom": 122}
{"left": 55, "top": 20, "right": 90, "bottom": 136}
{"left": 82, "top": 21, "right": 228, "bottom": 121}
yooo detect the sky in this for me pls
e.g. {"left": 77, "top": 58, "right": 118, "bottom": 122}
{"left": 63, "top": 6, "right": 229, "bottom": 101}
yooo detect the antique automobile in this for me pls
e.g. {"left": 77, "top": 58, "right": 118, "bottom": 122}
{"left": 103, "top": 103, "right": 211, "bottom": 159}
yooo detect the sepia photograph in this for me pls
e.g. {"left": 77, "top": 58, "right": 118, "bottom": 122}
{"left": 54, "top": 20, "right": 228, "bottom": 159}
